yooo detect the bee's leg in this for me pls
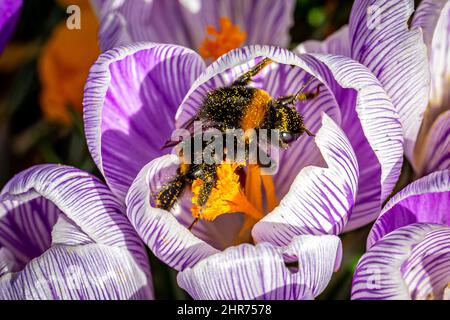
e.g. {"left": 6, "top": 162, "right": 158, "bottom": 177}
{"left": 232, "top": 57, "right": 272, "bottom": 86}
{"left": 296, "top": 83, "right": 322, "bottom": 102}
{"left": 303, "top": 127, "right": 316, "bottom": 137}
{"left": 274, "top": 86, "right": 322, "bottom": 107}
{"left": 196, "top": 163, "right": 217, "bottom": 209}
{"left": 188, "top": 218, "right": 199, "bottom": 231}
{"left": 273, "top": 78, "right": 322, "bottom": 107}
{"left": 156, "top": 173, "right": 187, "bottom": 211}
{"left": 187, "top": 163, "right": 217, "bottom": 231}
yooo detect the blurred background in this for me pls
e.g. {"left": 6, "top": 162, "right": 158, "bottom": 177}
{"left": 0, "top": 0, "right": 373, "bottom": 300}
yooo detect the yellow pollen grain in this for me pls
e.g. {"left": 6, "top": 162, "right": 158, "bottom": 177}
{"left": 199, "top": 17, "right": 247, "bottom": 60}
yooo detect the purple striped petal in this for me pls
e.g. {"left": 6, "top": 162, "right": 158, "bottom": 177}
{"left": 0, "top": 245, "right": 150, "bottom": 300}
{"left": 352, "top": 223, "right": 450, "bottom": 300}
{"left": 349, "top": 0, "right": 430, "bottom": 162}
{"left": 412, "top": 1, "right": 450, "bottom": 175}
{"left": 297, "top": 1, "right": 431, "bottom": 166}
{"left": 412, "top": 0, "right": 450, "bottom": 113}
{"left": 368, "top": 170, "right": 450, "bottom": 248}
{"left": 252, "top": 114, "right": 358, "bottom": 245}
{"left": 83, "top": 43, "right": 205, "bottom": 202}
{"left": 176, "top": 45, "right": 403, "bottom": 232}
{"left": 125, "top": 155, "right": 220, "bottom": 272}
{"left": 0, "top": 165, "right": 153, "bottom": 300}
{"left": 301, "top": 53, "right": 403, "bottom": 231}
{"left": 418, "top": 111, "right": 450, "bottom": 175}
{"left": 177, "top": 235, "right": 342, "bottom": 300}
{"left": 296, "top": 25, "right": 351, "bottom": 57}
{"left": 92, "top": 0, "right": 295, "bottom": 53}
{"left": 0, "top": 0, "right": 22, "bottom": 53}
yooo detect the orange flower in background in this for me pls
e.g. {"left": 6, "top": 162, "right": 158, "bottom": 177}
{"left": 38, "top": 0, "right": 100, "bottom": 125}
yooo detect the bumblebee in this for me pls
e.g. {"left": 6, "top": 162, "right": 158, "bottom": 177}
{"left": 157, "top": 58, "right": 321, "bottom": 222}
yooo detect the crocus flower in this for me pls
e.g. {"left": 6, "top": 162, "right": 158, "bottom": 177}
{"left": 0, "top": 164, "right": 153, "bottom": 300}
{"left": 38, "top": 0, "right": 100, "bottom": 124}
{"left": 409, "top": 0, "right": 449, "bottom": 176}
{"left": 90, "top": 0, "right": 295, "bottom": 61}
{"left": 83, "top": 42, "right": 404, "bottom": 298}
{"left": 297, "top": 0, "right": 434, "bottom": 178}
{"left": 0, "top": 0, "right": 22, "bottom": 53}
{"left": 351, "top": 170, "right": 449, "bottom": 300}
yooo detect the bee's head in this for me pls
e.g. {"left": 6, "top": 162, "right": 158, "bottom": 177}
{"left": 267, "top": 104, "right": 305, "bottom": 148}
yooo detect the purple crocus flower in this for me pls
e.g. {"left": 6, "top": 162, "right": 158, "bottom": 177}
{"left": 90, "top": 0, "right": 295, "bottom": 60}
{"left": 351, "top": 170, "right": 449, "bottom": 300}
{"left": 297, "top": 0, "right": 435, "bottom": 176}
{"left": 409, "top": 0, "right": 449, "bottom": 176}
{"left": 83, "top": 42, "right": 403, "bottom": 298}
{"left": 0, "top": 164, "right": 153, "bottom": 300}
{"left": 0, "top": 0, "right": 22, "bottom": 53}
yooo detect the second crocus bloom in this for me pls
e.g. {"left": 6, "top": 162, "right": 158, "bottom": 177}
{"left": 90, "top": 0, "right": 295, "bottom": 61}
{"left": 298, "top": 0, "right": 449, "bottom": 179}
{"left": 352, "top": 170, "right": 450, "bottom": 300}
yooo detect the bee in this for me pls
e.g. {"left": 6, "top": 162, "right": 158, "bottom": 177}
{"left": 157, "top": 58, "right": 321, "bottom": 221}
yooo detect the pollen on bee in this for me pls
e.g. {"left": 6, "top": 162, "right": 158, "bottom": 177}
{"left": 240, "top": 89, "right": 272, "bottom": 132}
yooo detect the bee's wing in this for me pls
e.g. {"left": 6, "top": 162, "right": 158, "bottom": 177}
{"left": 161, "top": 116, "right": 197, "bottom": 149}
{"left": 161, "top": 116, "right": 218, "bottom": 149}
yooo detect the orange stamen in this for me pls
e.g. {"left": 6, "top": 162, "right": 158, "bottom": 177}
{"left": 235, "top": 165, "right": 278, "bottom": 244}
{"left": 199, "top": 17, "right": 247, "bottom": 60}
{"left": 191, "top": 162, "right": 263, "bottom": 221}
{"left": 190, "top": 163, "right": 278, "bottom": 245}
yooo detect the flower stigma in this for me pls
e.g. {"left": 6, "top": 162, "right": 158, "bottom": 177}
{"left": 199, "top": 17, "right": 247, "bottom": 60}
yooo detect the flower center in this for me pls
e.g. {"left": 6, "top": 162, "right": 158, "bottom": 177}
{"left": 191, "top": 162, "right": 278, "bottom": 243}
{"left": 199, "top": 17, "right": 247, "bottom": 61}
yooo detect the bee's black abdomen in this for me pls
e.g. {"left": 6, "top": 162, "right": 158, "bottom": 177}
{"left": 156, "top": 174, "right": 187, "bottom": 211}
